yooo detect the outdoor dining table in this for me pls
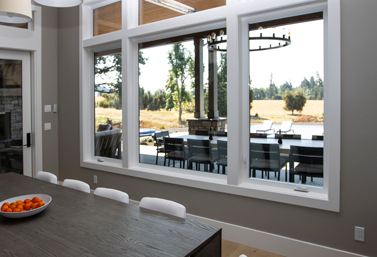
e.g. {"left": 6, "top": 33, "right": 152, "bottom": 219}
{"left": 170, "top": 134, "right": 323, "bottom": 154}
{"left": 0, "top": 172, "right": 221, "bottom": 257}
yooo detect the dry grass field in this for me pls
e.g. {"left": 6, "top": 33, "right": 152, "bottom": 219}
{"left": 250, "top": 100, "right": 323, "bottom": 123}
{"left": 95, "top": 100, "right": 324, "bottom": 130}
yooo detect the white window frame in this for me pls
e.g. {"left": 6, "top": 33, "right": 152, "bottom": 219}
{"left": 80, "top": 0, "right": 340, "bottom": 211}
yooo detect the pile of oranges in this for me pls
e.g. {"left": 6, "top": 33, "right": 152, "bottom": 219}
{"left": 1, "top": 197, "right": 45, "bottom": 213}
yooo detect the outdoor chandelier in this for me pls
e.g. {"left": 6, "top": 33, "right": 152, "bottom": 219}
{"left": 34, "top": 0, "right": 83, "bottom": 8}
{"left": 0, "top": 0, "right": 32, "bottom": 24}
{"left": 145, "top": 0, "right": 198, "bottom": 15}
{"left": 207, "top": 27, "right": 291, "bottom": 52}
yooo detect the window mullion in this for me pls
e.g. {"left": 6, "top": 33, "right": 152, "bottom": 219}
{"left": 226, "top": 14, "right": 248, "bottom": 186}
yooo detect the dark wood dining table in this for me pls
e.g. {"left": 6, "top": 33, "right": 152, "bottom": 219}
{"left": 0, "top": 172, "right": 221, "bottom": 256}
{"left": 171, "top": 134, "right": 323, "bottom": 154}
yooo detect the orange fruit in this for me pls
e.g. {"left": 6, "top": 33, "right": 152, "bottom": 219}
{"left": 16, "top": 200, "right": 23, "bottom": 205}
{"left": 37, "top": 202, "right": 45, "bottom": 208}
{"left": 1, "top": 203, "right": 9, "bottom": 212}
{"left": 16, "top": 205, "right": 24, "bottom": 211}
{"left": 13, "top": 208, "right": 21, "bottom": 212}
{"left": 24, "top": 199, "right": 31, "bottom": 204}
{"left": 23, "top": 203, "right": 31, "bottom": 211}
{"left": 31, "top": 202, "right": 38, "bottom": 209}
{"left": 9, "top": 203, "right": 16, "bottom": 209}
{"left": 5, "top": 208, "right": 12, "bottom": 212}
{"left": 32, "top": 197, "right": 40, "bottom": 203}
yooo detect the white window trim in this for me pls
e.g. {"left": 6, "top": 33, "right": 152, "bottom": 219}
{"left": 80, "top": 0, "right": 340, "bottom": 212}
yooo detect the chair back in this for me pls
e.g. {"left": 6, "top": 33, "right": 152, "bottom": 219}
{"left": 290, "top": 146, "right": 323, "bottom": 165}
{"left": 97, "top": 124, "right": 111, "bottom": 132}
{"left": 275, "top": 134, "right": 301, "bottom": 140}
{"left": 195, "top": 130, "right": 209, "bottom": 136}
{"left": 95, "top": 129, "right": 122, "bottom": 159}
{"left": 281, "top": 121, "right": 292, "bottom": 131}
{"left": 250, "top": 133, "right": 267, "bottom": 138}
{"left": 312, "top": 135, "right": 324, "bottom": 141}
{"left": 139, "top": 197, "right": 186, "bottom": 218}
{"left": 62, "top": 179, "right": 90, "bottom": 193}
{"left": 250, "top": 143, "right": 281, "bottom": 169}
{"left": 164, "top": 137, "right": 185, "bottom": 154}
{"left": 217, "top": 140, "right": 227, "bottom": 158}
{"left": 153, "top": 131, "right": 169, "bottom": 147}
{"left": 93, "top": 187, "right": 129, "bottom": 204}
{"left": 261, "top": 120, "right": 273, "bottom": 130}
{"left": 187, "top": 139, "right": 212, "bottom": 158}
{"left": 36, "top": 171, "right": 57, "bottom": 184}
{"left": 215, "top": 131, "right": 227, "bottom": 137}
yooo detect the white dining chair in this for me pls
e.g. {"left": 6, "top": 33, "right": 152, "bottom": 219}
{"left": 139, "top": 197, "right": 186, "bottom": 218}
{"left": 35, "top": 171, "right": 58, "bottom": 184}
{"left": 62, "top": 179, "right": 90, "bottom": 193}
{"left": 93, "top": 187, "right": 129, "bottom": 204}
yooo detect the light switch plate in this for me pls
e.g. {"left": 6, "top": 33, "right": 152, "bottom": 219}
{"left": 44, "top": 123, "right": 51, "bottom": 130}
{"left": 44, "top": 105, "right": 52, "bottom": 112}
{"left": 53, "top": 104, "right": 58, "bottom": 113}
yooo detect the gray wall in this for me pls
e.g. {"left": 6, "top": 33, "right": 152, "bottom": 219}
{"left": 54, "top": 1, "right": 377, "bottom": 256}
{"left": 42, "top": 7, "right": 59, "bottom": 176}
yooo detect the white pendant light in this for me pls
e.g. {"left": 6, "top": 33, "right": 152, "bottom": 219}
{"left": 34, "top": 0, "right": 83, "bottom": 8}
{"left": 0, "top": 0, "right": 32, "bottom": 24}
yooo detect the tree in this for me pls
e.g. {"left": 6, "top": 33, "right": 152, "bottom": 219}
{"left": 279, "top": 81, "right": 293, "bottom": 95}
{"left": 147, "top": 89, "right": 166, "bottom": 111}
{"left": 95, "top": 51, "right": 148, "bottom": 109}
{"left": 252, "top": 88, "right": 265, "bottom": 100}
{"left": 283, "top": 89, "right": 307, "bottom": 114}
{"left": 268, "top": 73, "right": 277, "bottom": 99}
{"left": 95, "top": 53, "right": 122, "bottom": 97}
{"left": 165, "top": 43, "right": 194, "bottom": 122}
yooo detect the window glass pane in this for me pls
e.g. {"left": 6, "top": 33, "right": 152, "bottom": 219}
{"left": 139, "top": 0, "right": 226, "bottom": 25}
{"left": 0, "top": 22, "right": 28, "bottom": 29}
{"left": 94, "top": 50, "right": 122, "bottom": 159}
{"left": 249, "top": 13, "right": 324, "bottom": 186}
{"left": 138, "top": 29, "right": 227, "bottom": 175}
{"left": 93, "top": 1, "right": 122, "bottom": 37}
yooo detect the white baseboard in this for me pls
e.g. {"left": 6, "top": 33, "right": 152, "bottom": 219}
{"left": 187, "top": 214, "right": 367, "bottom": 257}
{"left": 130, "top": 199, "right": 366, "bottom": 257}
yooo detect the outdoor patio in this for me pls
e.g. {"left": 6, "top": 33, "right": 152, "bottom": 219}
{"left": 139, "top": 144, "right": 323, "bottom": 187}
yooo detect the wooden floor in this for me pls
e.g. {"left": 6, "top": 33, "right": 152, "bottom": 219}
{"left": 222, "top": 240, "right": 284, "bottom": 257}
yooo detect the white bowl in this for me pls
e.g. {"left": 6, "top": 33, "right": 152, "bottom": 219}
{"left": 0, "top": 194, "right": 52, "bottom": 218}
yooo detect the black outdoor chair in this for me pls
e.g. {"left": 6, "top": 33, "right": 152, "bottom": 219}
{"left": 152, "top": 131, "right": 169, "bottom": 165}
{"left": 216, "top": 140, "right": 227, "bottom": 174}
{"left": 195, "top": 130, "right": 227, "bottom": 137}
{"left": 195, "top": 130, "right": 209, "bottom": 136}
{"left": 187, "top": 139, "right": 214, "bottom": 172}
{"left": 250, "top": 143, "right": 287, "bottom": 181}
{"left": 274, "top": 134, "right": 302, "bottom": 140}
{"left": 215, "top": 131, "right": 227, "bottom": 137}
{"left": 97, "top": 124, "right": 112, "bottom": 132}
{"left": 163, "top": 137, "right": 188, "bottom": 168}
{"left": 312, "top": 135, "right": 324, "bottom": 141}
{"left": 289, "top": 146, "right": 323, "bottom": 184}
{"left": 95, "top": 129, "right": 122, "bottom": 159}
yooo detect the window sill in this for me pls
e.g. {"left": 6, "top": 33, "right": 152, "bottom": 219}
{"left": 81, "top": 159, "right": 337, "bottom": 212}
